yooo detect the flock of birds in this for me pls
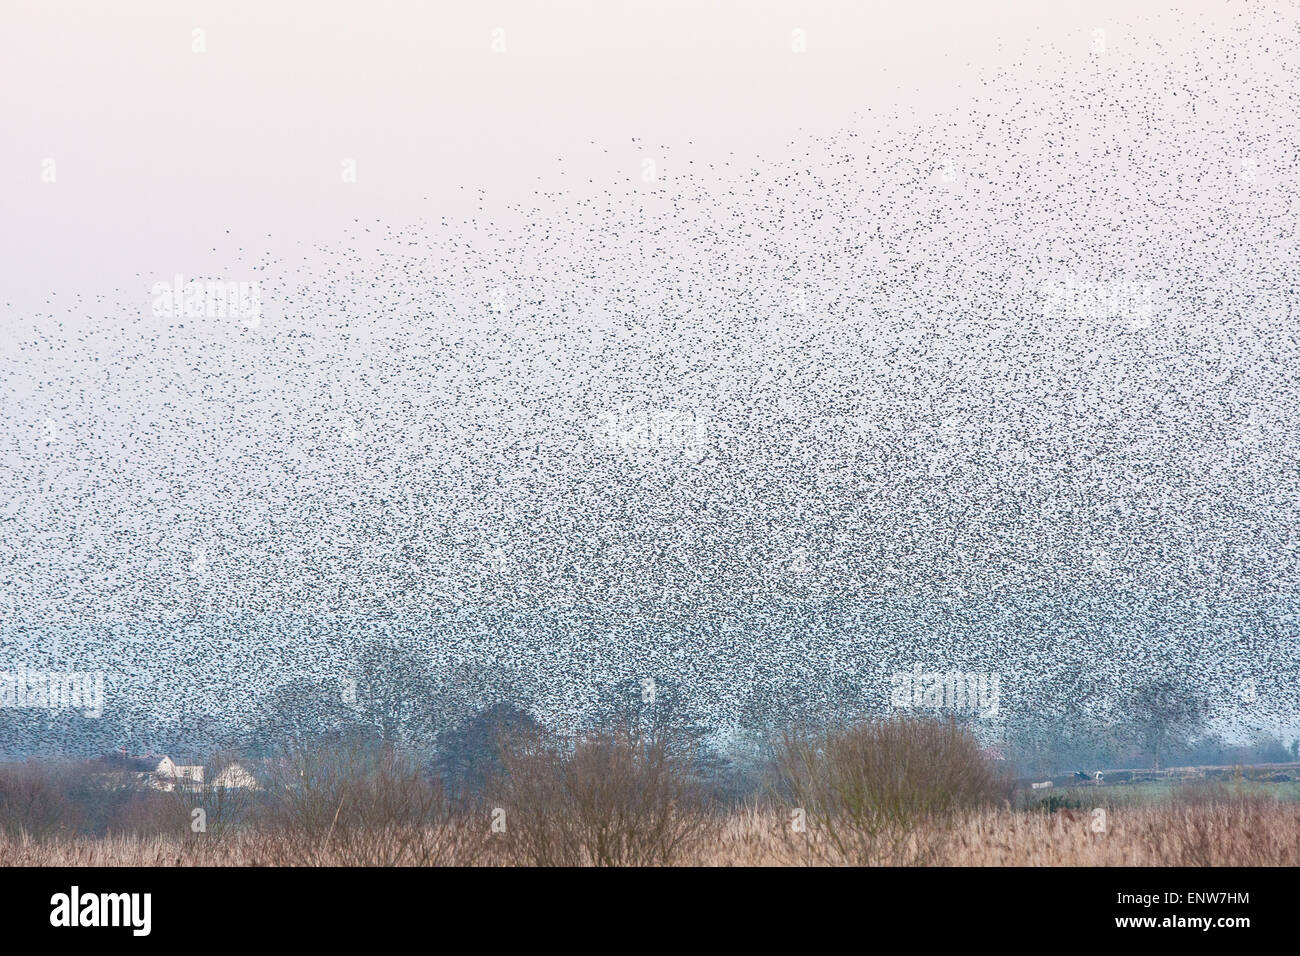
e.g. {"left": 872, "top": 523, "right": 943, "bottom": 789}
{"left": 2, "top": 8, "right": 1299, "bottom": 756}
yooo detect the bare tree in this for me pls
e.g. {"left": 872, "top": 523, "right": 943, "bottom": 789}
{"left": 1128, "top": 677, "right": 1207, "bottom": 769}
{"left": 354, "top": 638, "right": 439, "bottom": 747}
{"left": 351, "top": 637, "right": 504, "bottom": 751}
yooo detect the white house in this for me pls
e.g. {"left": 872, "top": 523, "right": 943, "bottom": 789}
{"left": 154, "top": 756, "right": 205, "bottom": 790}
{"left": 145, "top": 756, "right": 259, "bottom": 792}
{"left": 211, "top": 763, "right": 259, "bottom": 789}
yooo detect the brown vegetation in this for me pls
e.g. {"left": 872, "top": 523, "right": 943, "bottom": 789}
{"left": 775, "top": 717, "right": 1014, "bottom": 863}
{"left": 3, "top": 717, "right": 1297, "bottom": 866}
{"left": 255, "top": 742, "right": 488, "bottom": 866}
{"left": 494, "top": 726, "right": 712, "bottom": 865}
{"left": 3, "top": 801, "right": 1297, "bottom": 866}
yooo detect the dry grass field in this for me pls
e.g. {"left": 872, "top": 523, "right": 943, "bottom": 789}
{"left": 3, "top": 801, "right": 1298, "bottom": 867}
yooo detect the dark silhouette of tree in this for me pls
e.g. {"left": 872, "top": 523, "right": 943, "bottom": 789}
{"left": 1000, "top": 666, "right": 1123, "bottom": 775}
{"left": 585, "top": 676, "right": 701, "bottom": 749}
{"left": 1127, "top": 676, "right": 1207, "bottom": 769}
{"left": 352, "top": 637, "right": 519, "bottom": 751}
{"left": 244, "top": 677, "right": 366, "bottom": 757}
{"left": 581, "top": 676, "right": 733, "bottom": 797}
{"left": 432, "top": 701, "right": 541, "bottom": 795}
{"left": 354, "top": 637, "right": 440, "bottom": 747}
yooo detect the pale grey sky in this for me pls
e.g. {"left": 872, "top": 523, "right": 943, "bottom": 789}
{"left": 0, "top": 0, "right": 1245, "bottom": 316}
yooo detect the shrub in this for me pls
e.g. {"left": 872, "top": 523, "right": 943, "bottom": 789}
{"left": 0, "top": 761, "right": 83, "bottom": 840}
{"left": 495, "top": 726, "right": 713, "bottom": 866}
{"left": 1034, "top": 793, "right": 1086, "bottom": 813}
{"left": 169, "top": 772, "right": 252, "bottom": 841}
{"left": 109, "top": 792, "right": 189, "bottom": 838}
{"left": 259, "top": 740, "right": 484, "bottom": 865}
{"left": 774, "top": 716, "right": 1013, "bottom": 862}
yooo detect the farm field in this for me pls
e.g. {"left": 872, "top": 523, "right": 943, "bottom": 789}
{"left": 1021, "top": 779, "right": 1300, "bottom": 810}
{"left": 4, "top": 725, "right": 1297, "bottom": 867}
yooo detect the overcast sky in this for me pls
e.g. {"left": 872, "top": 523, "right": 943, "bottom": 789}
{"left": 0, "top": 0, "right": 1249, "bottom": 314}
{"left": 2, "top": 2, "right": 1297, "bottom": 745}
